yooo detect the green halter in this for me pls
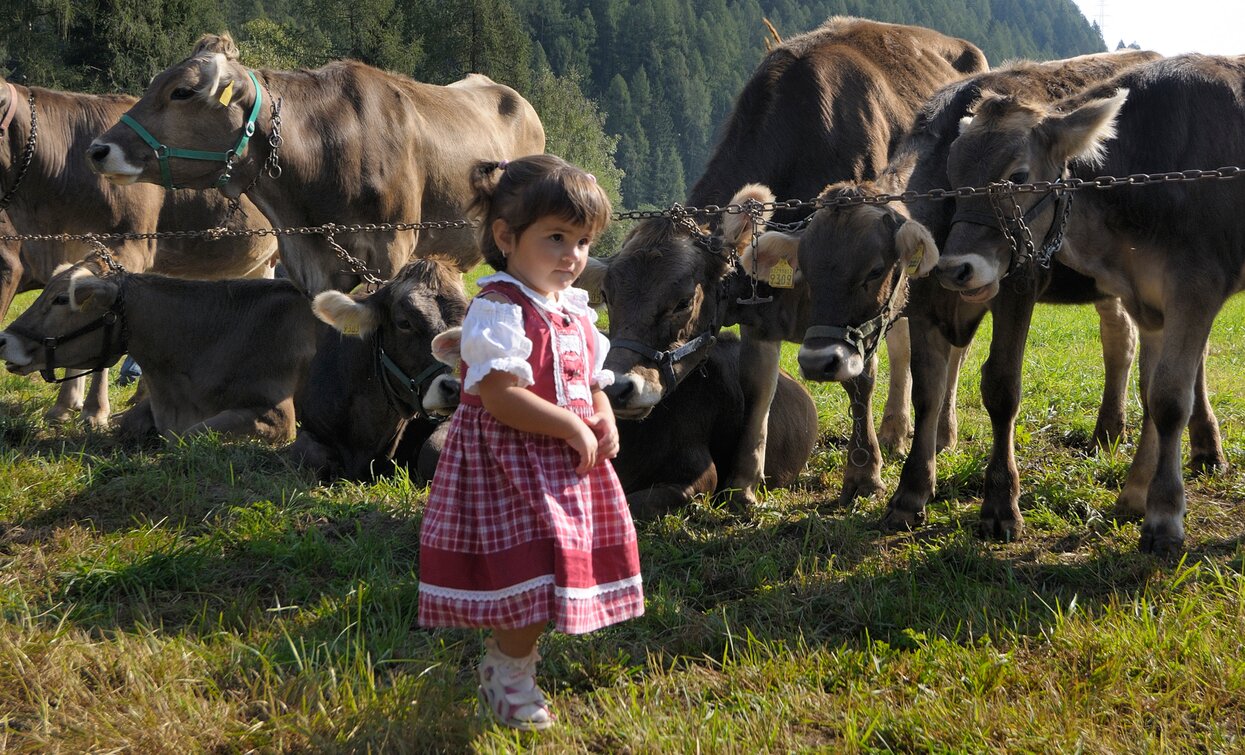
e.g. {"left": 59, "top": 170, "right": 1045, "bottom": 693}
{"left": 120, "top": 70, "right": 263, "bottom": 190}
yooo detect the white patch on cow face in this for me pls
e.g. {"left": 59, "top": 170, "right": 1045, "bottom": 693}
{"left": 87, "top": 139, "right": 144, "bottom": 183}
{"left": 797, "top": 341, "right": 863, "bottom": 383}
{"left": 610, "top": 372, "right": 663, "bottom": 419}
{"left": 935, "top": 250, "right": 1003, "bottom": 302}
{"left": 0, "top": 330, "right": 34, "bottom": 370}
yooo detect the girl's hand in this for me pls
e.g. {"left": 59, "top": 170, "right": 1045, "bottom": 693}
{"left": 565, "top": 420, "right": 599, "bottom": 475}
{"left": 584, "top": 413, "right": 619, "bottom": 460}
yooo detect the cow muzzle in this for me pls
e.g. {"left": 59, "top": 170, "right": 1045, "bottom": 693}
{"left": 422, "top": 374, "right": 460, "bottom": 417}
{"left": 87, "top": 139, "right": 144, "bottom": 184}
{"left": 798, "top": 340, "right": 863, "bottom": 382}
{"left": 603, "top": 373, "right": 661, "bottom": 419}
{"left": 0, "top": 330, "right": 35, "bottom": 372}
{"left": 935, "top": 252, "right": 1002, "bottom": 302}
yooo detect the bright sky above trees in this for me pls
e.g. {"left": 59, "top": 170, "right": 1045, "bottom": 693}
{"left": 1072, "top": 0, "right": 1244, "bottom": 55}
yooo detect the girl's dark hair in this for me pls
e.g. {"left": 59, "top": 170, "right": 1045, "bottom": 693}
{"left": 468, "top": 154, "right": 612, "bottom": 271}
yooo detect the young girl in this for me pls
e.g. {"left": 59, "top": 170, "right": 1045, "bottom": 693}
{"left": 418, "top": 154, "right": 644, "bottom": 731}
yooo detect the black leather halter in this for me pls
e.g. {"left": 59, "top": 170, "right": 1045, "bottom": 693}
{"left": 374, "top": 329, "right": 450, "bottom": 421}
{"left": 802, "top": 265, "right": 905, "bottom": 364}
{"left": 7, "top": 276, "right": 129, "bottom": 383}
{"left": 950, "top": 179, "right": 1073, "bottom": 275}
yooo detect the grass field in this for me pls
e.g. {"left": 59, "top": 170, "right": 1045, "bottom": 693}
{"left": 2, "top": 282, "right": 1243, "bottom": 753}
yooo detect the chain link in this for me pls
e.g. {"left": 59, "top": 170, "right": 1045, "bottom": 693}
{"left": 0, "top": 90, "right": 38, "bottom": 212}
{"left": 1, "top": 167, "right": 1239, "bottom": 247}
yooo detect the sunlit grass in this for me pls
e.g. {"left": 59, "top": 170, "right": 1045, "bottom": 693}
{"left": 2, "top": 287, "right": 1244, "bottom": 751}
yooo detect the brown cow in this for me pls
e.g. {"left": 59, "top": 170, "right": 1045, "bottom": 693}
{"left": 589, "top": 17, "right": 987, "bottom": 509}
{"left": 934, "top": 54, "right": 1245, "bottom": 554}
{"left": 87, "top": 33, "right": 546, "bottom": 295}
{"left": 750, "top": 52, "right": 1217, "bottom": 540}
{"left": 0, "top": 75, "right": 276, "bottom": 427}
{"left": 0, "top": 260, "right": 316, "bottom": 442}
{"left": 288, "top": 258, "right": 468, "bottom": 481}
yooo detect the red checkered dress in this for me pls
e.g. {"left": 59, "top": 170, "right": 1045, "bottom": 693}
{"left": 419, "top": 280, "right": 644, "bottom": 634}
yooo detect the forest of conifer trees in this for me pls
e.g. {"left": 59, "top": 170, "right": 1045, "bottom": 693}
{"left": 1, "top": 0, "right": 1105, "bottom": 210}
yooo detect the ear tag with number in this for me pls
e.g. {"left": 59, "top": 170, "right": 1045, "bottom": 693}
{"left": 218, "top": 80, "right": 234, "bottom": 107}
{"left": 768, "top": 258, "right": 795, "bottom": 288}
{"left": 905, "top": 242, "right": 925, "bottom": 276}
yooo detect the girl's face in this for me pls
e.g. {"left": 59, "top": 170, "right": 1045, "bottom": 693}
{"left": 494, "top": 215, "right": 594, "bottom": 298}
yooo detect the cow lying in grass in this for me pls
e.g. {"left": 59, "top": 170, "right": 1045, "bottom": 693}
{"left": 428, "top": 322, "right": 819, "bottom": 518}
{"left": 0, "top": 259, "right": 316, "bottom": 441}
{"left": 288, "top": 258, "right": 467, "bottom": 481}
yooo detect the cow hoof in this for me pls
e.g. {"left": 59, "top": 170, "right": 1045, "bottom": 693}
{"left": 1114, "top": 487, "right": 1147, "bottom": 519}
{"left": 878, "top": 417, "right": 911, "bottom": 455}
{"left": 1188, "top": 453, "right": 1228, "bottom": 477}
{"left": 83, "top": 412, "right": 112, "bottom": 431}
{"left": 722, "top": 487, "right": 757, "bottom": 515}
{"left": 977, "top": 514, "right": 1023, "bottom": 542}
{"left": 1139, "top": 526, "right": 1185, "bottom": 558}
{"left": 44, "top": 406, "right": 78, "bottom": 425}
{"left": 836, "top": 476, "right": 885, "bottom": 508}
{"left": 879, "top": 506, "right": 924, "bottom": 532}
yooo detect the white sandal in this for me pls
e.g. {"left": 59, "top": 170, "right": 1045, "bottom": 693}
{"left": 477, "top": 638, "right": 555, "bottom": 731}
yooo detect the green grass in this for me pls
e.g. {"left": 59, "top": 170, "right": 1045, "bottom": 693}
{"left": 2, "top": 286, "right": 1244, "bottom": 753}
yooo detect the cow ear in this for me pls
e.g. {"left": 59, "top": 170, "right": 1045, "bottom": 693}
{"left": 68, "top": 270, "right": 118, "bottom": 313}
{"left": 431, "top": 327, "right": 463, "bottom": 368}
{"left": 1040, "top": 88, "right": 1128, "bottom": 167}
{"left": 720, "top": 183, "right": 777, "bottom": 253}
{"left": 740, "top": 230, "right": 801, "bottom": 283}
{"left": 313, "top": 291, "right": 379, "bottom": 338}
{"left": 894, "top": 220, "right": 939, "bottom": 278}
{"left": 575, "top": 256, "right": 609, "bottom": 306}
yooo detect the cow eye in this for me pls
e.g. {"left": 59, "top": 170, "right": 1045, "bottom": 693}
{"left": 170, "top": 87, "right": 196, "bottom": 101}
{"left": 52, "top": 293, "right": 70, "bottom": 306}
{"left": 1007, "top": 170, "right": 1029, "bottom": 184}
{"left": 672, "top": 297, "right": 692, "bottom": 314}
{"left": 394, "top": 317, "right": 414, "bottom": 332}
{"left": 863, "top": 266, "right": 886, "bottom": 285}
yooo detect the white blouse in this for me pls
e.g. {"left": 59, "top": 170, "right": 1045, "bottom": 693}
{"left": 460, "top": 272, "right": 614, "bottom": 395}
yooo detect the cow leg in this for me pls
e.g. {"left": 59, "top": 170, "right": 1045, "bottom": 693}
{"left": 881, "top": 316, "right": 951, "bottom": 530}
{"left": 1091, "top": 297, "right": 1136, "bottom": 449}
{"left": 117, "top": 396, "right": 158, "bottom": 441}
{"left": 1186, "top": 341, "right": 1226, "bottom": 475}
{"left": 629, "top": 459, "right": 717, "bottom": 521}
{"left": 182, "top": 399, "right": 298, "bottom": 444}
{"left": 878, "top": 317, "right": 913, "bottom": 454}
{"left": 1137, "top": 312, "right": 1217, "bottom": 555}
{"left": 80, "top": 369, "right": 112, "bottom": 429}
{"left": 45, "top": 373, "right": 88, "bottom": 424}
{"left": 977, "top": 292, "right": 1039, "bottom": 542}
{"left": 723, "top": 331, "right": 781, "bottom": 510}
{"left": 937, "top": 344, "right": 967, "bottom": 452}
{"left": 1117, "top": 330, "right": 1160, "bottom": 518}
{"left": 837, "top": 356, "right": 884, "bottom": 506}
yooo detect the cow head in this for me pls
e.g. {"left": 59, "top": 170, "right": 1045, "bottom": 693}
{"left": 591, "top": 185, "right": 771, "bottom": 419}
{"left": 780, "top": 183, "right": 938, "bottom": 382}
{"left": 0, "top": 262, "right": 126, "bottom": 376}
{"left": 88, "top": 34, "right": 264, "bottom": 191}
{"left": 312, "top": 258, "right": 468, "bottom": 417}
{"left": 937, "top": 88, "right": 1127, "bottom": 301}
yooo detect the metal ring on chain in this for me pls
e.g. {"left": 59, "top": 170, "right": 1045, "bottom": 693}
{"left": 849, "top": 447, "right": 873, "bottom": 469}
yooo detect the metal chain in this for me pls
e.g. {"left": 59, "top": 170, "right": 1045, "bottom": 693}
{"left": 0, "top": 90, "right": 38, "bottom": 212}
{"left": 1, "top": 167, "right": 1239, "bottom": 246}
{"left": 219, "top": 80, "right": 284, "bottom": 228}
{"left": 82, "top": 237, "right": 126, "bottom": 276}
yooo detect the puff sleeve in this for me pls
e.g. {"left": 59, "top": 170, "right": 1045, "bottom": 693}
{"left": 459, "top": 297, "right": 534, "bottom": 394}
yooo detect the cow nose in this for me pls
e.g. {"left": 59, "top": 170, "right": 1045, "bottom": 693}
{"left": 941, "top": 261, "right": 975, "bottom": 289}
{"left": 603, "top": 377, "right": 636, "bottom": 406}
{"left": 799, "top": 351, "right": 843, "bottom": 382}
{"left": 88, "top": 143, "right": 111, "bottom": 163}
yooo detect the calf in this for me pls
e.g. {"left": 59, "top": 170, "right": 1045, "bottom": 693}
{"left": 612, "top": 334, "right": 818, "bottom": 518}
{"left": 0, "top": 258, "right": 316, "bottom": 442}
{"left": 935, "top": 54, "right": 1244, "bottom": 553}
{"left": 287, "top": 258, "right": 467, "bottom": 481}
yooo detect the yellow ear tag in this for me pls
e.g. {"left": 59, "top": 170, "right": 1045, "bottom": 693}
{"left": 905, "top": 242, "right": 925, "bottom": 276}
{"left": 218, "top": 80, "right": 234, "bottom": 107}
{"left": 768, "top": 258, "right": 795, "bottom": 289}
{"left": 340, "top": 322, "right": 361, "bottom": 336}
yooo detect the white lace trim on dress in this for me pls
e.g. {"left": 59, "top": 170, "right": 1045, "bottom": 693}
{"left": 419, "top": 574, "right": 643, "bottom": 603}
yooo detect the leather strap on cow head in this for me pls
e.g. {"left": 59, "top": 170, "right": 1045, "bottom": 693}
{"left": 803, "top": 265, "right": 906, "bottom": 364}
{"left": 6, "top": 274, "right": 129, "bottom": 383}
{"left": 374, "top": 334, "right": 451, "bottom": 422}
{"left": 120, "top": 70, "right": 264, "bottom": 190}
{"left": 0, "top": 84, "right": 37, "bottom": 213}
{"left": 609, "top": 330, "right": 717, "bottom": 397}
{"left": 950, "top": 177, "right": 1074, "bottom": 276}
